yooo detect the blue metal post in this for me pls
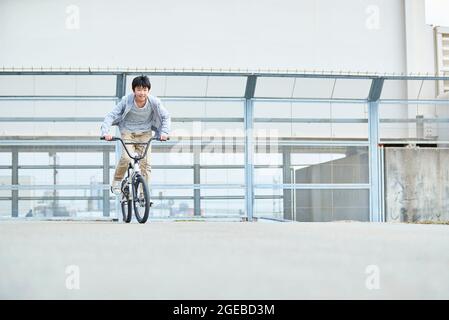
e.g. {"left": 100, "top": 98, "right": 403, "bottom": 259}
{"left": 244, "top": 99, "right": 254, "bottom": 221}
{"left": 114, "top": 73, "right": 127, "bottom": 219}
{"left": 244, "top": 76, "right": 257, "bottom": 221}
{"left": 368, "top": 78, "right": 384, "bottom": 222}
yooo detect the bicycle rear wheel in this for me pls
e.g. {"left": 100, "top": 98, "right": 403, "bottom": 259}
{"left": 121, "top": 196, "right": 132, "bottom": 223}
{"left": 133, "top": 175, "right": 150, "bottom": 223}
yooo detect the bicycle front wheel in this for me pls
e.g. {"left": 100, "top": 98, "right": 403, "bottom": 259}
{"left": 133, "top": 175, "right": 150, "bottom": 224}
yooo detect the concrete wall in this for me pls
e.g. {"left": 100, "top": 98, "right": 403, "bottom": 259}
{"left": 293, "top": 152, "right": 369, "bottom": 222}
{"left": 385, "top": 147, "right": 449, "bottom": 222}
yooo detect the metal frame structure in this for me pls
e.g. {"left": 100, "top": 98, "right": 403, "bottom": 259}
{"left": 1, "top": 69, "right": 449, "bottom": 221}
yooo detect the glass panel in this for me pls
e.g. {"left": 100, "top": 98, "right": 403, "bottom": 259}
{"left": 379, "top": 103, "right": 449, "bottom": 141}
{"left": 152, "top": 151, "right": 194, "bottom": 166}
{"left": 0, "top": 153, "right": 11, "bottom": 165}
{"left": 254, "top": 200, "right": 284, "bottom": 219}
{"left": 128, "top": 76, "right": 246, "bottom": 97}
{"left": 241, "top": 76, "right": 372, "bottom": 99}
{"left": 0, "top": 75, "right": 116, "bottom": 96}
{"left": 200, "top": 152, "right": 244, "bottom": 165}
{"left": 255, "top": 188, "right": 369, "bottom": 221}
{"left": 151, "top": 188, "right": 193, "bottom": 198}
{"left": 18, "top": 199, "right": 112, "bottom": 218}
{"left": 201, "top": 199, "right": 245, "bottom": 217}
{"left": 381, "top": 80, "right": 409, "bottom": 99}
{"left": 254, "top": 152, "right": 282, "bottom": 165}
{"left": 160, "top": 199, "right": 195, "bottom": 218}
{"left": 163, "top": 76, "right": 208, "bottom": 96}
{"left": 0, "top": 169, "right": 11, "bottom": 184}
{"left": 201, "top": 169, "right": 244, "bottom": 185}
{"left": 151, "top": 169, "right": 193, "bottom": 185}
{"left": 19, "top": 169, "right": 103, "bottom": 185}
{"left": 295, "top": 189, "right": 369, "bottom": 222}
{"left": 381, "top": 80, "right": 438, "bottom": 100}
{"left": 19, "top": 189, "right": 105, "bottom": 198}
{"left": 19, "top": 152, "right": 51, "bottom": 165}
{"left": 0, "top": 75, "right": 35, "bottom": 96}
{"left": 163, "top": 100, "right": 243, "bottom": 117}
{"left": 254, "top": 102, "right": 368, "bottom": 139}
{"left": 0, "top": 185, "right": 10, "bottom": 199}
{"left": 254, "top": 167, "right": 283, "bottom": 184}
{"left": 201, "top": 122, "right": 244, "bottom": 137}
{"left": 0, "top": 200, "right": 12, "bottom": 217}
{"left": 149, "top": 190, "right": 193, "bottom": 218}
{"left": 254, "top": 122, "right": 368, "bottom": 139}
{"left": 205, "top": 76, "right": 246, "bottom": 97}
{"left": 58, "top": 153, "right": 103, "bottom": 165}
{"left": 201, "top": 188, "right": 245, "bottom": 197}
{"left": 254, "top": 188, "right": 283, "bottom": 219}
{"left": 2, "top": 122, "right": 102, "bottom": 136}
{"left": 332, "top": 79, "right": 371, "bottom": 99}
{"left": 292, "top": 78, "right": 334, "bottom": 98}
{"left": 254, "top": 77, "right": 295, "bottom": 97}
{"left": 254, "top": 146, "right": 369, "bottom": 184}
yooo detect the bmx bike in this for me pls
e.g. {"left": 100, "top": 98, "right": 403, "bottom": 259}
{"left": 100, "top": 136, "right": 168, "bottom": 223}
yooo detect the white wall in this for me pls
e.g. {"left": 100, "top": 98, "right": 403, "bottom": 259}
{"left": 2, "top": 0, "right": 444, "bottom": 140}
{"left": 0, "top": 0, "right": 407, "bottom": 73}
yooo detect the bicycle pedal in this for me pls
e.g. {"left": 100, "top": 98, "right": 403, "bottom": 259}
{"left": 149, "top": 201, "right": 154, "bottom": 207}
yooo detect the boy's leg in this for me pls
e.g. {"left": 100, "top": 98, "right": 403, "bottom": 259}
{"left": 113, "top": 132, "right": 133, "bottom": 182}
{"left": 133, "top": 131, "right": 152, "bottom": 184}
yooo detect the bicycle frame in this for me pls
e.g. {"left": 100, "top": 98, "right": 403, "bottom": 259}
{"left": 101, "top": 135, "right": 168, "bottom": 198}
{"left": 101, "top": 135, "right": 169, "bottom": 223}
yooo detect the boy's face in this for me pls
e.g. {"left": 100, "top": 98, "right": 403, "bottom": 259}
{"left": 133, "top": 86, "right": 149, "bottom": 103}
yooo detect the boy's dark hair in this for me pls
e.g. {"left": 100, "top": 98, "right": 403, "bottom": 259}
{"left": 132, "top": 75, "right": 151, "bottom": 91}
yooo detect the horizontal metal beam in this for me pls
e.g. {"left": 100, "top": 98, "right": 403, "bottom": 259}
{"left": 252, "top": 139, "right": 370, "bottom": 147}
{"left": 0, "top": 96, "right": 117, "bottom": 101}
{"left": 0, "top": 138, "right": 371, "bottom": 148}
{"left": 253, "top": 97, "right": 368, "bottom": 104}
{"left": 0, "top": 95, "right": 245, "bottom": 101}
{"left": 380, "top": 99, "right": 449, "bottom": 104}
{"left": 254, "top": 183, "right": 370, "bottom": 189}
{"left": 15, "top": 195, "right": 250, "bottom": 201}
{"left": 254, "top": 118, "right": 368, "bottom": 123}
{"left": 0, "top": 183, "right": 246, "bottom": 190}
{"left": 161, "top": 96, "right": 245, "bottom": 101}
{"left": 18, "top": 165, "right": 109, "bottom": 169}
{"left": 2, "top": 69, "right": 449, "bottom": 80}
{"left": 380, "top": 118, "right": 449, "bottom": 123}
{"left": 379, "top": 139, "right": 449, "bottom": 144}
{"left": 172, "top": 117, "right": 244, "bottom": 122}
{"left": 5, "top": 116, "right": 449, "bottom": 124}
{"left": 0, "top": 117, "right": 245, "bottom": 123}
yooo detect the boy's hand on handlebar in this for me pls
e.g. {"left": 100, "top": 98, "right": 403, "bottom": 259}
{"left": 160, "top": 134, "right": 169, "bottom": 141}
{"left": 103, "top": 134, "right": 113, "bottom": 141}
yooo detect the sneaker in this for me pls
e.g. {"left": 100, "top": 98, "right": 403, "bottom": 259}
{"left": 111, "top": 180, "right": 121, "bottom": 195}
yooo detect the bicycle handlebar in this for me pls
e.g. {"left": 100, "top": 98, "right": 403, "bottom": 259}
{"left": 100, "top": 136, "right": 169, "bottom": 161}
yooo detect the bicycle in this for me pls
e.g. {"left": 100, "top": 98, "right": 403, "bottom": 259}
{"left": 100, "top": 135, "right": 168, "bottom": 224}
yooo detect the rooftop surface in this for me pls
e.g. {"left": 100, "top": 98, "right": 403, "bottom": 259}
{"left": 0, "top": 220, "right": 448, "bottom": 299}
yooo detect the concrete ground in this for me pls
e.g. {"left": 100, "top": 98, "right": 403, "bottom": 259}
{"left": 0, "top": 220, "right": 448, "bottom": 299}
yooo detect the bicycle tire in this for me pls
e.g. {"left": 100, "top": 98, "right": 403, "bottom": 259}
{"left": 121, "top": 197, "right": 132, "bottom": 223}
{"left": 133, "top": 175, "right": 150, "bottom": 224}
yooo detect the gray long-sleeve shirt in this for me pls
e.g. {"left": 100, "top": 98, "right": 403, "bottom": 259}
{"left": 119, "top": 99, "right": 153, "bottom": 133}
{"left": 100, "top": 93, "right": 171, "bottom": 138}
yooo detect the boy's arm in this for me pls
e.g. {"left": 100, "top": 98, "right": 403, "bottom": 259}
{"left": 158, "top": 99, "right": 171, "bottom": 136}
{"left": 100, "top": 96, "right": 126, "bottom": 136}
